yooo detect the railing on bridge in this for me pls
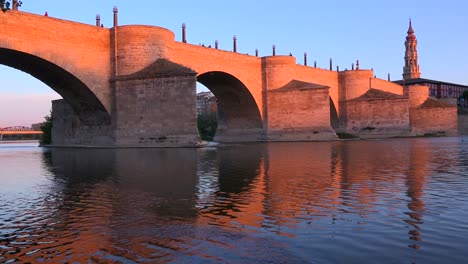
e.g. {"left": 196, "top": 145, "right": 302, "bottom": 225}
{"left": 0, "top": 126, "right": 43, "bottom": 141}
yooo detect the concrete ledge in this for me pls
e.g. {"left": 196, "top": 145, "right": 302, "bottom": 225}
{"left": 214, "top": 128, "right": 264, "bottom": 142}
{"left": 267, "top": 128, "right": 338, "bottom": 141}
{"left": 45, "top": 141, "right": 204, "bottom": 149}
{"left": 357, "top": 129, "right": 412, "bottom": 139}
{"left": 115, "top": 134, "right": 201, "bottom": 148}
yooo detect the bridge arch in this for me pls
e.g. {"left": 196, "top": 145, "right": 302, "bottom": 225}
{"left": 197, "top": 71, "right": 263, "bottom": 141}
{"left": 0, "top": 48, "right": 110, "bottom": 125}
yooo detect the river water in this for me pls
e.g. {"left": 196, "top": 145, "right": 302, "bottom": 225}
{"left": 0, "top": 137, "right": 467, "bottom": 263}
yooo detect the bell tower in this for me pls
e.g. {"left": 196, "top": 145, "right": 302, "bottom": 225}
{"left": 403, "top": 19, "right": 421, "bottom": 80}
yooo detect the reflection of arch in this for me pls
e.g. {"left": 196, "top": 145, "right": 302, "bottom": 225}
{"left": 217, "top": 145, "right": 264, "bottom": 193}
{"left": 0, "top": 48, "right": 110, "bottom": 125}
{"left": 330, "top": 97, "right": 339, "bottom": 131}
{"left": 197, "top": 71, "right": 263, "bottom": 141}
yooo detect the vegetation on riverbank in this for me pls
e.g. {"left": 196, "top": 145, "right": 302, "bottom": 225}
{"left": 197, "top": 114, "right": 217, "bottom": 141}
{"left": 39, "top": 112, "right": 52, "bottom": 145}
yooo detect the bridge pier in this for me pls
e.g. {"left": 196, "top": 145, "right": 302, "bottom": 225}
{"left": 112, "top": 59, "right": 201, "bottom": 147}
{"left": 51, "top": 100, "right": 114, "bottom": 146}
{"left": 265, "top": 80, "right": 338, "bottom": 141}
{"left": 51, "top": 60, "right": 202, "bottom": 147}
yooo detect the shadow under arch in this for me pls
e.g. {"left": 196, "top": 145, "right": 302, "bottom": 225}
{"left": 330, "top": 97, "right": 339, "bottom": 131}
{"left": 0, "top": 48, "right": 110, "bottom": 125}
{"left": 197, "top": 71, "right": 263, "bottom": 142}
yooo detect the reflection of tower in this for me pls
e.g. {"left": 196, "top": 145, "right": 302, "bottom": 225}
{"left": 405, "top": 140, "right": 430, "bottom": 248}
{"left": 403, "top": 20, "right": 421, "bottom": 81}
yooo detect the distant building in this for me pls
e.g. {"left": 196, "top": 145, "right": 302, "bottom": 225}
{"left": 196, "top": 91, "right": 217, "bottom": 116}
{"left": 394, "top": 78, "right": 468, "bottom": 101}
{"left": 394, "top": 20, "right": 468, "bottom": 106}
{"left": 31, "top": 123, "right": 43, "bottom": 131}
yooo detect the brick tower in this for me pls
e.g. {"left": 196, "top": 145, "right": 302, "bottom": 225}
{"left": 403, "top": 19, "right": 421, "bottom": 80}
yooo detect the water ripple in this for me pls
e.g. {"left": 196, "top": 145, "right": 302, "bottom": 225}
{"left": 1, "top": 138, "right": 468, "bottom": 263}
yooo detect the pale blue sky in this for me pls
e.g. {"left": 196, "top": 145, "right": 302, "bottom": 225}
{"left": 1, "top": 0, "right": 467, "bottom": 127}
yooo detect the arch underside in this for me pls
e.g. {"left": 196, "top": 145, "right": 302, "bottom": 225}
{"left": 197, "top": 71, "right": 263, "bottom": 141}
{"left": 0, "top": 48, "right": 110, "bottom": 125}
{"left": 330, "top": 97, "right": 339, "bottom": 131}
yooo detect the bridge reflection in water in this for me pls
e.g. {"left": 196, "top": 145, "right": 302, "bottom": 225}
{"left": 1, "top": 138, "right": 467, "bottom": 263}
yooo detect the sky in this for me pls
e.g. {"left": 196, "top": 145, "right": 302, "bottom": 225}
{"left": 0, "top": 0, "right": 467, "bottom": 127}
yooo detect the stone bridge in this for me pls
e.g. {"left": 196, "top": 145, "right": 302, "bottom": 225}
{"left": 0, "top": 9, "right": 457, "bottom": 147}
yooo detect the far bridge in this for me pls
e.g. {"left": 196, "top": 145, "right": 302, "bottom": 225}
{"left": 0, "top": 126, "right": 43, "bottom": 141}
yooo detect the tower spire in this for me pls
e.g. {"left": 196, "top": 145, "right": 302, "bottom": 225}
{"left": 407, "top": 19, "right": 414, "bottom": 34}
{"left": 402, "top": 19, "right": 420, "bottom": 80}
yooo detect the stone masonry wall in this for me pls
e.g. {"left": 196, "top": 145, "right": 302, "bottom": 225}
{"left": 338, "top": 70, "right": 374, "bottom": 102}
{"left": 411, "top": 107, "right": 458, "bottom": 136}
{"left": 266, "top": 88, "right": 337, "bottom": 141}
{"left": 458, "top": 114, "right": 468, "bottom": 135}
{"left": 290, "top": 64, "right": 340, "bottom": 112}
{"left": 51, "top": 100, "right": 113, "bottom": 146}
{"left": 345, "top": 98, "right": 410, "bottom": 137}
{"left": 405, "top": 85, "right": 429, "bottom": 107}
{"left": 114, "top": 75, "right": 200, "bottom": 147}
{"left": 262, "top": 56, "right": 340, "bottom": 114}
{"left": 370, "top": 78, "right": 404, "bottom": 95}
{"left": 116, "top": 26, "right": 175, "bottom": 76}
{"left": 337, "top": 70, "right": 373, "bottom": 131}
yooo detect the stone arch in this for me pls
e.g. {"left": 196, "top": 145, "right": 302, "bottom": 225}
{"left": 0, "top": 48, "right": 110, "bottom": 125}
{"left": 197, "top": 71, "right": 263, "bottom": 142}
